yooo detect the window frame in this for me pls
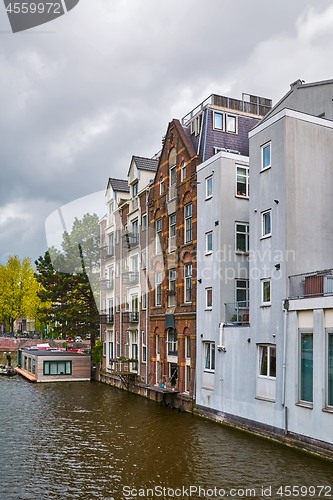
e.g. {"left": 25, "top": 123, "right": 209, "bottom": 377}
{"left": 167, "top": 328, "right": 178, "bottom": 356}
{"left": 235, "top": 279, "right": 249, "bottom": 307}
{"left": 299, "top": 330, "right": 313, "bottom": 405}
{"left": 204, "top": 342, "right": 215, "bottom": 372}
{"left": 235, "top": 222, "right": 249, "bottom": 253}
{"left": 206, "top": 287, "right": 212, "bottom": 309}
{"left": 168, "top": 268, "right": 176, "bottom": 307}
{"left": 213, "top": 111, "right": 224, "bottom": 131}
{"left": 226, "top": 114, "right": 237, "bottom": 134}
{"left": 184, "top": 203, "right": 193, "bottom": 244}
{"left": 181, "top": 161, "right": 186, "bottom": 182}
{"left": 261, "top": 142, "right": 271, "bottom": 171}
{"left": 205, "top": 176, "right": 213, "bottom": 199}
{"left": 258, "top": 344, "right": 276, "bottom": 379}
{"left": 261, "top": 278, "right": 271, "bottom": 306}
{"left": 43, "top": 360, "right": 72, "bottom": 376}
{"left": 156, "top": 218, "right": 162, "bottom": 254}
{"left": 236, "top": 165, "right": 249, "bottom": 198}
{"left": 261, "top": 209, "right": 272, "bottom": 238}
{"left": 184, "top": 263, "right": 192, "bottom": 303}
{"left": 205, "top": 231, "right": 213, "bottom": 254}
{"left": 142, "top": 213, "right": 147, "bottom": 230}
{"left": 132, "top": 181, "right": 139, "bottom": 197}
{"left": 155, "top": 271, "right": 162, "bottom": 306}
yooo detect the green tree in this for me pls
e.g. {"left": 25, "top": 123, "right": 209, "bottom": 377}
{"left": 0, "top": 256, "right": 40, "bottom": 332}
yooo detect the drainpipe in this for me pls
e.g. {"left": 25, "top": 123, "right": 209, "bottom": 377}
{"left": 197, "top": 107, "right": 206, "bottom": 156}
{"left": 282, "top": 299, "right": 289, "bottom": 434}
{"left": 217, "top": 323, "right": 226, "bottom": 352}
{"left": 202, "top": 107, "right": 209, "bottom": 162}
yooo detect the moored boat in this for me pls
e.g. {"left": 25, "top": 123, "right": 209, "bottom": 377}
{"left": 0, "top": 365, "right": 17, "bottom": 376}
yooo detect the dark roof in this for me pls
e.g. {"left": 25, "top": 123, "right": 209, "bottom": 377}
{"left": 132, "top": 156, "right": 158, "bottom": 172}
{"left": 109, "top": 178, "right": 130, "bottom": 193}
{"left": 22, "top": 349, "right": 88, "bottom": 357}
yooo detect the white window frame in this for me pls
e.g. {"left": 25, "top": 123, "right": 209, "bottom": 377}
{"left": 169, "top": 213, "right": 176, "bottom": 253}
{"left": 206, "top": 287, "right": 212, "bottom": 309}
{"left": 186, "top": 336, "right": 191, "bottom": 359}
{"left": 261, "top": 209, "right": 272, "bottom": 238}
{"left": 132, "top": 181, "right": 138, "bottom": 197}
{"left": 142, "top": 213, "right": 147, "bottom": 230}
{"left": 205, "top": 231, "right": 213, "bottom": 254}
{"left": 168, "top": 268, "right": 176, "bottom": 307}
{"left": 160, "top": 177, "right": 165, "bottom": 195}
{"left": 205, "top": 176, "right": 213, "bottom": 199}
{"left": 236, "top": 165, "right": 249, "bottom": 198}
{"left": 235, "top": 222, "right": 249, "bottom": 253}
{"left": 261, "top": 278, "right": 271, "bottom": 306}
{"left": 261, "top": 142, "right": 271, "bottom": 171}
{"left": 184, "top": 203, "right": 192, "bottom": 243}
{"left": 184, "top": 263, "right": 192, "bottom": 303}
{"left": 141, "top": 250, "right": 146, "bottom": 270}
{"left": 213, "top": 111, "right": 224, "bottom": 131}
{"left": 258, "top": 344, "right": 276, "bottom": 379}
{"left": 181, "top": 161, "right": 186, "bottom": 182}
{"left": 204, "top": 342, "right": 215, "bottom": 372}
{"left": 142, "top": 291, "right": 147, "bottom": 310}
{"left": 155, "top": 271, "right": 162, "bottom": 306}
{"left": 156, "top": 218, "right": 162, "bottom": 254}
{"left": 235, "top": 279, "right": 249, "bottom": 307}
{"left": 226, "top": 114, "right": 237, "bottom": 134}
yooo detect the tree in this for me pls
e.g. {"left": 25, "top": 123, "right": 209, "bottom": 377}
{"left": 35, "top": 213, "right": 100, "bottom": 345}
{"left": 0, "top": 256, "right": 40, "bottom": 332}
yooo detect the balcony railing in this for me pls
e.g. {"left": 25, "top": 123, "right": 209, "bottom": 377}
{"left": 108, "top": 360, "right": 138, "bottom": 374}
{"left": 289, "top": 269, "right": 333, "bottom": 299}
{"left": 122, "top": 231, "right": 139, "bottom": 249}
{"left": 100, "top": 279, "right": 114, "bottom": 291}
{"left": 99, "top": 311, "right": 114, "bottom": 324}
{"left": 122, "top": 311, "right": 139, "bottom": 323}
{"left": 224, "top": 301, "right": 249, "bottom": 325}
{"left": 122, "top": 271, "right": 139, "bottom": 286}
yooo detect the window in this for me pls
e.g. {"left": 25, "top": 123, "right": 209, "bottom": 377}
{"left": 328, "top": 332, "right": 333, "bottom": 407}
{"left": 141, "top": 251, "right": 146, "bottom": 269}
{"left": 116, "top": 296, "right": 120, "bottom": 312}
{"left": 155, "top": 272, "right": 162, "bottom": 306}
{"left": 236, "top": 279, "right": 249, "bottom": 307}
{"left": 170, "top": 165, "right": 176, "bottom": 185}
{"left": 142, "top": 291, "right": 147, "bottom": 310}
{"left": 261, "top": 142, "right": 271, "bottom": 170}
{"left": 191, "top": 114, "right": 202, "bottom": 136}
{"left": 168, "top": 269, "right": 176, "bottom": 307}
{"left": 116, "top": 229, "right": 120, "bottom": 244}
{"left": 185, "top": 365, "right": 191, "bottom": 393}
{"left": 142, "top": 213, "right": 147, "bottom": 230}
{"left": 236, "top": 165, "right": 249, "bottom": 197}
{"left": 184, "top": 263, "right": 192, "bottom": 303}
{"left": 109, "top": 339, "right": 114, "bottom": 361}
{"left": 167, "top": 329, "right": 178, "bottom": 355}
{"left": 142, "top": 344, "right": 147, "bottom": 362}
{"left": 261, "top": 279, "right": 271, "bottom": 305}
{"left": 213, "top": 112, "right": 224, "bottom": 131}
{"left": 226, "top": 114, "right": 237, "bottom": 133}
{"left": 204, "top": 342, "right": 215, "bottom": 371}
{"left": 156, "top": 218, "right": 162, "bottom": 254}
{"left": 132, "top": 181, "right": 138, "bottom": 197}
{"left": 258, "top": 345, "right": 276, "bottom": 378}
{"left": 206, "top": 231, "right": 212, "bottom": 254}
{"left": 206, "top": 287, "right": 212, "bottom": 309}
{"left": 132, "top": 219, "right": 139, "bottom": 236}
{"left": 108, "top": 232, "right": 114, "bottom": 256}
{"left": 186, "top": 337, "right": 191, "bottom": 359}
{"left": 206, "top": 176, "right": 213, "bottom": 199}
{"left": 159, "top": 178, "right": 164, "bottom": 196}
{"left": 235, "top": 223, "right": 249, "bottom": 252}
{"left": 43, "top": 360, "right": 72, "bottom": 376}
{"left": 116, "top": 262, "right": 120, "bottom": 277}
{"left": 169, "top": 213, "right": 176, "bottom": 252}
{"left": 185, "top": 203, "right": 192, "bottom": 243}
{"left": 181, "top": 161, "right": 186, "bottom": 181}
{"left": 262, "top": 210, "right": 272, "bottom": 237}
{"left": 300, "top": 331, "right": 313, "bottom": 403}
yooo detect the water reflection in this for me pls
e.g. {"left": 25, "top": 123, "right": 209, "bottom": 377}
{"left": 0, "top": 377, "right": 332, "bottom": 500}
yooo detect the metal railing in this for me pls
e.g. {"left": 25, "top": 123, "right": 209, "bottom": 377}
{"left": 100, "top": 279, "right": 114, "bottom": 291}
{"left": 122, "top": 231, "right": 139, "bottom": 249}
{"left": 224, "top": 301, "right": 249, "bottom": 325}
{"left": 99, "top": 311, "right": 114, "bottom": 324}
{"left": 108, "top": 360, "right": 138, "bottom": 374}
{"left": 289, "top": 269, "right": 333, "bottom": 299}
{"left": 122, "top": 311, "right": 139, "bottom": 323}
{"left": 122, "top": 271, "right": 139, "bottom": 286}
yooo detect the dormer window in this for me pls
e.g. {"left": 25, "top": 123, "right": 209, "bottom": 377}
{"left": 132, "top": 181, "right": 138, "bottom": 197}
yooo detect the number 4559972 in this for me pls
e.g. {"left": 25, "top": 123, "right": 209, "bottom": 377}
{"left": 5, "top": 3, "right": 61, "bottom": 14}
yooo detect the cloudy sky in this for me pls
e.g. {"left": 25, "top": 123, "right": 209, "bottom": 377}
{"left": 1, "top": 0, "right": 333, "bottom": 264}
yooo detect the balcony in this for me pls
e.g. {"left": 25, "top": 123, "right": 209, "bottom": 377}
{"left": 122, "top": 231, "right": 139, "bottom": 249}
{"left": 122, "top": 271, "right": 139, "bottom": 286}
{"left": 122, "top": 311, "right": 139, "bottom": 323}
{"left": 100, "top": 279, "right": 114, "bottom": 291}
{"left": 108, "top": 360, "right": 138, "bottom": 375}
{"left": 289, "top": 269, "right": 333, "bottom": 299}
{"left": 224, "top": 302, "right": 249, "bottom": 326}
{"left": 130, "top": 197, "right": 139, "bottom": 212}
{"left": 99, "top": 311, "right": 114, "bottom": 324}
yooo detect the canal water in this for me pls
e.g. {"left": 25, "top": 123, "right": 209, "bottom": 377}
{"left": 0, "top": 373, "right": 332, "bottom": 500}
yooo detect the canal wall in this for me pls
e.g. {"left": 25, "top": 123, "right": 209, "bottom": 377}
{"left": 97, "top": 369, "right": 195, "bottom": 412}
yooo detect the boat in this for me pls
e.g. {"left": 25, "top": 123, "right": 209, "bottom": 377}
{"left": 0, "top": 365, "right": 17, "bottom": 376}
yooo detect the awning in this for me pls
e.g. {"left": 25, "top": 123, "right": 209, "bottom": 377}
{"left": 165, "top": 314, "right": 175, "bottom": 329}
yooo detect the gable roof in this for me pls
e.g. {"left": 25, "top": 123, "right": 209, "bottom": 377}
{"left": 131, "top": 156, "right": 159, "bottom": 172}
{"left": 108, "top": 178, "right": 130, "bottom": 193}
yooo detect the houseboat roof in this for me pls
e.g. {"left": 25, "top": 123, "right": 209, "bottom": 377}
{"left": 21, "top": 349, "right": 87, "bottom": 357}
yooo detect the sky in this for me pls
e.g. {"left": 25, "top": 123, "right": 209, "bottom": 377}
{"left": 1, "top": 0, "right": 333, "bottom": 265}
